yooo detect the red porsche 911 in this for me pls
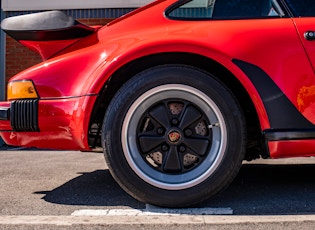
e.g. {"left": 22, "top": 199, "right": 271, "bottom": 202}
{"left": 1, "top": 0, "right": 315, "bottom": 207}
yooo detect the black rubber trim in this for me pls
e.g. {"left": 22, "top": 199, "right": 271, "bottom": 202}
{"left": 1, "top": 11, "right": 95, "bottom": 41}
{"left": 264, "top": 129, "right": 315, "bottom": 141}
{"left": 233, "top": 59, "right": 315, "bottom": 129}
{"left": 10, "top": 99, "right": 39, "bottom": 132}
{"left": 0, "top": 107, "right": 10, "bottom": 120}
{"left": 3, "top": 25, "right": 95, "bottom": 41}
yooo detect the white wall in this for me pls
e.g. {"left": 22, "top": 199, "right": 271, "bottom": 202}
{"left": 2, "top": 0, "right": 155, "bottom": 11}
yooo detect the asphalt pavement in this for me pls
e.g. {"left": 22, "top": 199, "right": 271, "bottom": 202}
{"left": 1, "top": 149, "right": 315, "bottom": 229}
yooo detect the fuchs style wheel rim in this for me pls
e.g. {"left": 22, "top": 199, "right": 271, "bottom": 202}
{"left": 122, "top": 84, "right": 227, "bottom": 190}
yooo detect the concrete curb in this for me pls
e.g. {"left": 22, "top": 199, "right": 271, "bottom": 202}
{"left": 1, "top": 215, "right": 315, "bottom": 226}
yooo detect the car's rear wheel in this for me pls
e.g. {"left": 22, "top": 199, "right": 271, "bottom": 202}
{"left": 103, "top": 65, "right": 246, "bottom": 207}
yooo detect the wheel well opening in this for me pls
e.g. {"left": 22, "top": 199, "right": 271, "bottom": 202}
{"left": 88, "top": 52, "right": 264, "bottom": 159}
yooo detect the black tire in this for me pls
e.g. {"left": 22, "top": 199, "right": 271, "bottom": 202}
{"left": 102, "top": 65, "right": 246, "bottom": 207}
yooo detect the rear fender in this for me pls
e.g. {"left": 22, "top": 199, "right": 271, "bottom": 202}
{"left": 88, "top": 40, "right": 270, "bottom": 129}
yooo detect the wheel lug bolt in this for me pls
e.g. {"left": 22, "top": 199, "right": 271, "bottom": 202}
{"left": 161, "top": 145, "right": 169, "bottom": 151}
{"left": 179, "top": 146, "right": 186, "bottom": 152}
{"left": 185, "top": 129, "right": 193, "bottom": 136}
{"left": 171, "top": 118, "right": 179, "bottom": 125}
{"left": 157, "top": 128, "right": 164, "bottom": 135}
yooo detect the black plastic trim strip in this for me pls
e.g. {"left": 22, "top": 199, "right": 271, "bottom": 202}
{"left": 233, "top": 59, "right": 315, "bottom": 129}
{"left": 278, "top": 0, "right": 297, "bottom": 17}
{"left": 10, "top": 99, "right": 39, "bottom": 132}
{"left": 264, "top": 129, "right": 315, "bottom": 141}
{"left": 2, "top": 25, "right": 94, "bottom": 41}
{"left": 0, "top": 107, "right": 10, "bottom": 120}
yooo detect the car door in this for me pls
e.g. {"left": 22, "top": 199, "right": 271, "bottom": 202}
{"left": 288, "top": 0, "right": 315, "bottom": 70}
{"left": 284, "top": 0, "right": 315, "bottom": 119}
{"left": 169, "top": 0, "right": 315, "bottom": 125}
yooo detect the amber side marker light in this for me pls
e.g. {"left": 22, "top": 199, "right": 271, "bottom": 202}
{"left": 7, "top": 80, "right": 39, "bottom": 100}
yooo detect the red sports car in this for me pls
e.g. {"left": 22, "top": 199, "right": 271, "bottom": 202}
{"left": 1, "top": 0, "right": 315, "bottom": 207}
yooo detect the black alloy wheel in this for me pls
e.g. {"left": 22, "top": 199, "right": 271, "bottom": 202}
{"left": 103, "top": 65, "right": 246, "bottom": 207}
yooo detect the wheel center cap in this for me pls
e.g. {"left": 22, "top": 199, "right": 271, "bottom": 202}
{"left": 167, "top": 130, "right": 182, "bottom": 144}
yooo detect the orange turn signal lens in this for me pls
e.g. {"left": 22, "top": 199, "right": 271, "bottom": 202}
{"left": 7, "top": 80, "right": 39, "bottom": 100}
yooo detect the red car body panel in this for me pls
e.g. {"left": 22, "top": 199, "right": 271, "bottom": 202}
{"left": 294, "top": 17, "right": 315, "bottom": 72}
{"left": 1, "top": 0, "right": 315, "bottom": 158}
{"left": 20, "top": 39, "right": 81, "bottom": 61}
{"left": 268, "top": 140, "right": 315, "bottom": 158}
{"left": 0, "top": 96, "right": 96, "bottom": 150}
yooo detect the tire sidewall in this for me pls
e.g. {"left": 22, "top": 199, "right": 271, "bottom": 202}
{"left": 103, "top": 65, "right": 245, "bottom": 207}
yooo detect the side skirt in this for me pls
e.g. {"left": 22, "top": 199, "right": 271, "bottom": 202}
{"left": 264, "top": 129, "right": 315, "bottom": 158}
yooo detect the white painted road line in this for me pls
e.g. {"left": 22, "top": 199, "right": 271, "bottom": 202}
{"left": 145, "top": 204, "right": 234, "bottom": 215}
{"left": 71, "top": 206, "right": 233, "bottom": 216}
